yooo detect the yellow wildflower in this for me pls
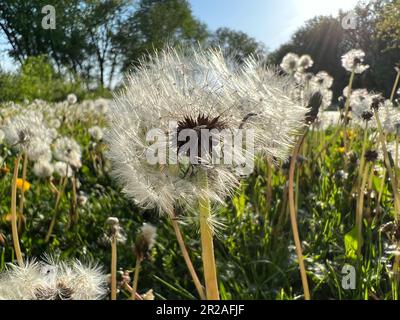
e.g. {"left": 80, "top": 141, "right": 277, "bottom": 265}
{"left": 16, "top": 178, "right": 31, "bottom": 191}
{"left": 336, "top": 147, "right": 346, "bottom": 154}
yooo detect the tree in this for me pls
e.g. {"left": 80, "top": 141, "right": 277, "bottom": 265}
{"left": 82, "top": 0, "right": 131, "bottom": 88}
{"left": 268, "top": 16, "right": 346, "bottom": 97}
{"left": 0, "top": 0, "right": 87, "bottom": 73}
{"left": 0, "top": 0, "right": 131, "bottom": 88}
{"left": 376, "top": 0, "right": 400, "bottom": 50}
{"left": 209, "top": 27, "right": 266, "bottom": 63}
{"left": 267, "top": 0, "right": 400, "bottom": 98}
{"left": 115, "top": 0, "right": 208, "bottom": 71}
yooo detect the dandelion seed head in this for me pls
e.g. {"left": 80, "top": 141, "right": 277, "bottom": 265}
{"left": 53, "top": 137, "right": 82, "bottom": 169}
{"left": 280, "top": 53, "right": 299, "bottom": 74}
{"left": 54, "top": 161, "right": 73, "bottom": 178}
{"left": 106, "top": 47, "right": 307, "bottom": 215}
{"left": 297, "top": 54, "right": 314, "bottom": 72}
{"left": 341, "top": 49, "right": 369, "bottom": 74}
{"left": 67, "top": 94, "right": 78, "bottom": 105}
{"left": 135, "top": 223, "right": 157, "bottom": 259}
{"left": 311, "top": 71, "right": 333, "bottom": 90}
{"left": 88, "top": 126, "right": 104, "bottom": 141}
{"left": 33, "top": 160, "right": 54, "bottom": 178}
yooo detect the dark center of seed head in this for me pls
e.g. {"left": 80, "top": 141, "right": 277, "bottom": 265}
{"left": 353, "top": 57, "right": 361, "bottom": 65}
{"left": 176, "top": 114, "right": 227, "bottom": 160}
{"left": 361, "top": 111, "right": 373, "bottom": 121}
{"left": 364, "top": 150, "right": 378, "bottom": 163}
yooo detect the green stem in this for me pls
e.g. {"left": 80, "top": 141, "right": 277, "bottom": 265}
{"left": 199, "top": 173, "right": 219, "bottom": 300}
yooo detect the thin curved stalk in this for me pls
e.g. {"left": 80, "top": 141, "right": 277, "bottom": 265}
{"left": 375, "top": 111, "right": 400, "bottom": 216}
{"left": 131, "top": 256, "right": 142, "bottom": 300}
{"left": 377, "top": 168, "right": 387, "bottom": 205}
{"left": 44, "top": 177, "right": 67, "bottom": 243}
{"left": 390, "top": 69, "right": 400, "bottom": 103}
{"left": 11, "top": 153, "right": 23, "bottom": 267}
{"left": 123, "top": 283, "right": 143, "bottom": 300}
{"left": 18, "top": 153, "right": 28, "bottom": 231}
{"left": 111, "top": 236, "right": 117, "bottom": 300}
{"left": 288, "top": 131, "right": 311, "bottom": 300}
{"left": 171, "top": 217, "right": 206, "bottom": 300}
{"left": 356, "top": 163, "right": 370, "bottom": 258}
{"left": 265, "top": 160, "right": 273, "bottom": 215}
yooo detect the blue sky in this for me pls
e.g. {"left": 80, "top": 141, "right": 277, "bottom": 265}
{"left": 190, "top": 0, "right": 359, "bottom": 49}
{"left": 0, "top": 0, "right": 359, "bottom": 71}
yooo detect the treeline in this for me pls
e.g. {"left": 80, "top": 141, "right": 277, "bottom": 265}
{"left": 0, "top": 0, "right": 265, "bottom": 101}
{"left": 0, "top": 0, "right": 399, "bottom": 102}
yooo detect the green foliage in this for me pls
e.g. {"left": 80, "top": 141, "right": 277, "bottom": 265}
{"left": 116, "top": 0, "right": 208, "bottom": 71}
{"left": 0, "top": 55, "right": 85, "bottom": 102}
{"left": 376, "top": 0, "right": 400, "bottom": 50}
{"left": 209, "top": 27, "right": 266, "bottom": 64}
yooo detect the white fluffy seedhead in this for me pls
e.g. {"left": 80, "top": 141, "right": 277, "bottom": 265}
{"left": 105, "top": 47, "right": 307, "bottom": 215}
{"left": 341, "top": 49, "right": 369, "bottom": 74}
{"left": 2, "top": 110, "right": 54, "bottom": 160}
{"left": 0, "top": 257, "right": 107, "bottom": 300}
{"left": 53, "top": 137, "right": 82, "bottom": 169}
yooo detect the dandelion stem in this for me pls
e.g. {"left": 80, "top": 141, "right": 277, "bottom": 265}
{"left": 358, "top": 122, "right": 369, "bottom": 181}
{"left": 18, "top": 153, "right": 28, "bottom": 231}
{"left": 111, "top": 236, "right": 117, "bottom": 300}
{"left": 288, "top": 131, "right": 311, "bottom": 300}
{"left": 44, "top": 177, "right": 67, "bottom": 243}
{"left": 390, "top": 69, "right": 400, "bottom": 103}
{"left": 131, "top": 256, "right": 142, "bottom": 300}
{"left": 171, "top": 217, "right": 206, "bottom": 300}
{"left": 375, "top": 111, "right": 400, "bottom": 217}
{"left": 344, "top": 69, "right": 356, "bottom": 122}
{"left": 123, "top": 283, "right": 143, "bottom": 300}
{"left": 265, "top": 160, "right": 273, "bottom": 215}
{"left": 199, "top": 173, "right": 219, "bottom": 300}
{"left": 377, "top": 168, "right": 387, "bottom": 205}
{"left": 11, "top": 153, "right": 23, "bottom": 267}
{"left": 343, "top": 69, "right": 356, "bottom": 171}
{"left": 356, "top": 162, "right": 370, "bottom": 258}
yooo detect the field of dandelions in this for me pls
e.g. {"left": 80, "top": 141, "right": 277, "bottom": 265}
{"left": 0, "top": 46, "right": 399, "bottom": 300}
